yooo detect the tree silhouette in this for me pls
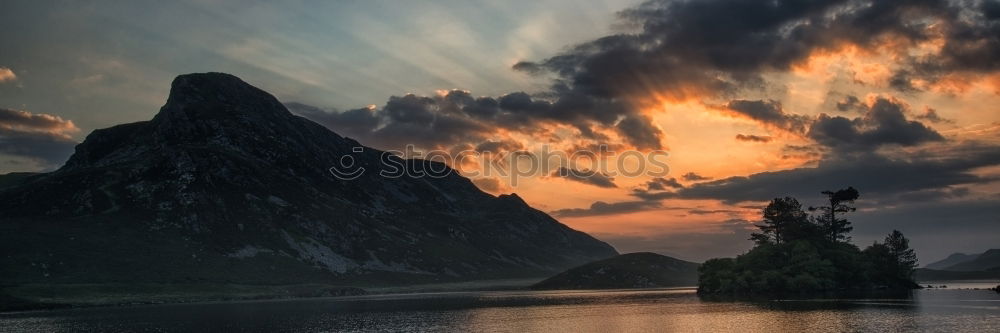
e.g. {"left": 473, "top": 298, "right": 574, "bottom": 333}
{"left": 862, "top": 230, "right": 918, "bottom": 287}
{"left": 751, "top": 197, "right": 812, "bottom": 245}
{"left": 810, "top": 187, "right": 859, "bottom": 242}
{"left": 885, "top": 230, "right": 918, "bottom": 279}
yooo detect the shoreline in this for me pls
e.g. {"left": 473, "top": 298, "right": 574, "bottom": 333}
{"left": 4, "top": 278, "right": 997, "bottom": 314}
{"left": 0, "top": 278, "right": 542, "bottom": 313}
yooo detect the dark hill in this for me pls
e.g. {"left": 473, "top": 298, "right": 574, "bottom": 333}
{"left": 942, "top": 249, "right": 1000, "bottom": 271}
{"left": 531, "top": 252, "right": 699, "bottom": 290}
{"left": 924, "top": 252, "right": 981, "bottom": 270}
{"left": 0, "top": 72, "right": 617, "bottom": 286}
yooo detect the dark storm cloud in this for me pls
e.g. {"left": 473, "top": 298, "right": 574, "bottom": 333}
{"left": 510, "top": 61, "right": 545, "bottom": 75}
{"left": 287, "top": 95, "right": 490, "bottom": 150}
{"left": 876, "top": 186, "right": 971, "bottom": 205}
{"left": 551, "top": 200, "right": 662, "bottom": 218}
{"left": 520, "top": 0, "right": 1000, "bottom": 104}
{"left": 835, "top": 95, "right": 862, "bottom": 112}
{"left": 735, "top": 134, "right": 773, "bottom": 143}
{"left": 643, "top": 177, "right": 683, "bottom": 191}
{"left": 0, "top": 128, "right": 77, "bottom": 167}
{"left": 474, "top": 139, "right": 524, "bottom": 154}
{"left": 808, "top": 97, "right": 945, "bottom": 151}
{"left": 903, "top": 1, "right": 1000, "bottom": 87}
{"left": 724, "top": 100, "right": 809, "bottom": 133}
{"left": 687, "top": 208, "right": 741, "bottom": 215}
{"left": 634, "top": 143, "right": 1000, "bottom": 204}
{"left": 780, "top": 144, "right": 823, "bottom": 160}
{"left": 288, "top": 87, "right": 663, "bottom": 151}
{"left": 615, "top": 114, "right": 663, "bottom": 149}
{"left": 285, "top": 103, "right": 379, "bottom": 140}
{"left": 915, "top": 108, "right": 952, "bottom": 124}
{"left": 681, "top": 172, "right": 712, "bottom": 182}
{"left": 0, "top": 108, "right": 79, "bottom": 167}
{"left": 888, "top": 71, "right": 921, "bottom": 93}
{"left": 293, "top": 0, "right": 997, "bottom": 162}
{"left": 552, "top": 166, "right": 617, "bottom": 188}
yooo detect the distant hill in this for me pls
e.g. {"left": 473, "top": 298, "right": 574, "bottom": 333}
{"left": 531, "top": 252, "right": 699, "bottom": 290}
{"left": 943, "top": 249, "right": 1000, "bottom": 271}
{"left": 925, "top": 252, "right": 981, "bottom": 270}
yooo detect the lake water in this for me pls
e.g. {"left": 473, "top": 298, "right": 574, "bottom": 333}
{"left": 2, "top": 283, "right": 999, "bottom": 332}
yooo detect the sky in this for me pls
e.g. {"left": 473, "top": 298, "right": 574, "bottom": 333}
{"left": 2, "top": 0, "right": 999, "bottom": 263}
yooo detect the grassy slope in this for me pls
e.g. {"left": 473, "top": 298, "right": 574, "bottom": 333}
{"left": 0, "top": 172, "right": 37, "bottom": 189}
{"left": 531, "top": 252, "right": 699, "bottom": 290}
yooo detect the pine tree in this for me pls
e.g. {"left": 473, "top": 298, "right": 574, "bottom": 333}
{"left": 751, "top": 197, "right": 810, "bottom": 245}
{"left": 884, "top": 230, "right": 918, "bottom": 279}
{"left": 809, "top": 187, "right": 859, "bottom": 242}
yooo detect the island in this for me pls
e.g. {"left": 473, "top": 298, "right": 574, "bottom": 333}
{"left": 698, "top": 188, "right": 921, "bottom": 295}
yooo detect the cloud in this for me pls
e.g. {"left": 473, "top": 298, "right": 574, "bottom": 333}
{"left": 551, "top": 200, "right": 661, "bottom": 218}
{"left": 0, "top": 108, "right": 79, "bottom": 135}
{"left": 780, "top": 144, "right": 822, "bottom": 160}
{"left": 551, "top": 166, "right": 617, "bottom": 188}
{"left": 687, "top": 208, "right": 740, "bottom": 215}
{"left": 0, "top": 108, "right": 79, "bottom": 167}
{"left": 511, "top": 0, "right": 1000, "bottom": 148}
{"left": 636, "top": 143, "right": 1000, "bottom": 204}
{"left": 835, "top": 95, "right": 863, "bottom": 112}
{"left": 293, "top": 0, "right": 999, "bottom": 156}
{"left": 735, "top": 134, "right": 772, "bottom": 143}
{"left": 0, "top": 129, "right": 78, "bottom": 167}
{"left": 902, "top": 1, "right": 1000, "bottom": 89}
{"left": 471, "top": 177, "right": 510, "bottom": 194}
{"left": 510, "top": 61, "right": 545, "bottom": 75}
{"left": 520, "top": 0, "right": 978, "bottom": 99}
{"left": 723, "top": 100, "right": 809, "bottom": 133}
{"left": 915, "top": 107, "right": 952, "bottom": 124}
{"left": 681, "top": 172, "right": 712, "bottom": 182}
{"left": 808, "top": 97, "right": 945, "bottom": 152}
{"left": 287, "top": 87, "right": 664, "bottom": 152}
{"left": 643, "top": 177, "right": 683, "bottom": 191}
{"left": 284, "top": 102, "right": 379, "bottom": 141}
{"left": 474, "top": 139, "right": 523, "bottom": 154}
{"left": 0, "top": 67, "right": 15, "bottom": 83}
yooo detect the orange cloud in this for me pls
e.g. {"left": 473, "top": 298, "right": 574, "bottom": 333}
{"left": 471, "top": 177, "right": 511, "bottom": 194}
{"left": 0, "top": 108, "right": 79, "bottom": 137}
{"left": 0, "top": 67, "right": 15, "bottom": 83}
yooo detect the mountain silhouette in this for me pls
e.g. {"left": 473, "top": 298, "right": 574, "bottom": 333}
{"left": 924, "top": 252, "right": 982, "bottom": 270}
{"left": 941, "top": 249, "right": 1000, "bottom": 272}
{"left": 0, "top": 73, "right": 617, "bottom": 285}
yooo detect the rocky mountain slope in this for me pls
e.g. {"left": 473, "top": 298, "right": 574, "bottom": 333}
{"left": 0, "top": 73, "right": 617, "bottom": 286}
{"left": 531, "top": 252, "right": 699, "bottom": 290}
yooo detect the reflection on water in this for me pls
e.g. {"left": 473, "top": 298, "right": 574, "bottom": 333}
{"left": 1, "top": 287, "right": 998, "bottom": 332}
